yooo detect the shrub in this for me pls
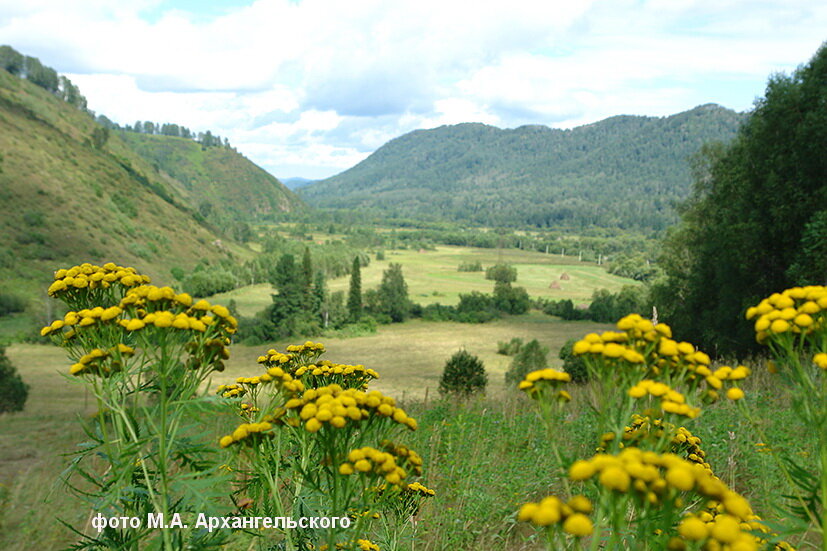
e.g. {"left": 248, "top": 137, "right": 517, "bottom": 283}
{"left": 505, "top": 339, "right": 548, "bottom": 385}
{"left": 496, "top": 337, "right": 524, "bottom": 356}
{"left": 0, "top": 346, "right": 29, "bottom": 413}
{"left": 485, "top": 263, "right": 517, "bottom": 283}
{"left": 456, "top": 291, "right": 498, "bottom": 322}
{"left": 559, "top": 338, "right": 588, "bottom": 383}
{"left": 422, "top": 304, "right": 458, "bottom": 322}
{"left": 439, "top": 349, "right": 487, "bottom": 396}
{"left": 493, "top": 282, "right": 530, "bottom": 314}
{"left": 0, "top": 293, "right": 26, "bottom": 316}
{"left": 182, "top": 268, "right": 237, "bottom": 297}
{"left": 458, "top": 261, "right": 483, "bottom": 272}
{"left": 540, "top": 298, "right": 583, "bottom": 320}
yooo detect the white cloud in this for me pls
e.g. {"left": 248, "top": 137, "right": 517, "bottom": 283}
{"left": 2, "top": 0, "right": 826, "bottom": 177}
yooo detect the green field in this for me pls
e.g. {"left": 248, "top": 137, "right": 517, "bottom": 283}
{"left": 0, "top": 315, "right": 609, "bottom": 550}
{"left": 212, "top": 245, "right": 636, "bottom": 317}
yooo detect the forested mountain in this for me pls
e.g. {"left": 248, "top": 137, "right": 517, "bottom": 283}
{"left": 301, "top": 105, "right": 744, "bottom": 231}
{"left": 0, "top": 56, "right": 299, "bottom": 296}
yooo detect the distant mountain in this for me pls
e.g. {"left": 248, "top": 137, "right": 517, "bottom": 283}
{"left": 282, "top": 177, "right": 316, "bottom": 190}
{"left": 301, "top": 104, "right": 744, "bottom": 231}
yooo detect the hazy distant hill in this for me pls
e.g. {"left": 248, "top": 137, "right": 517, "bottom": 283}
{"left": 282, "top": 177, "right": 316, "bottom": 190}
{"left": 301, "top": 104, "right": 744, "bottom": 231}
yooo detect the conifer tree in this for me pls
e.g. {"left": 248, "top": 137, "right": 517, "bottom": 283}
{"left": 347, "top": 256, "right": 362, "bottom": 322}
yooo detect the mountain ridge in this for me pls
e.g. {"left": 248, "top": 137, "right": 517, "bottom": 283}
{"left": 301, "top": 103, "right": 744, "bottom": 231}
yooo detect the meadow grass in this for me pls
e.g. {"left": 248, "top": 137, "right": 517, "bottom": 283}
{"left": 0, "top": 316, "right": 813, "bottom": 550}
{"left": 211, "top": 245, "right": 637, "bottom": 317}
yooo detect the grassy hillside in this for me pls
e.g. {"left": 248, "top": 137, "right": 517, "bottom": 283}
{"left": 0, "top": 68, "right": 250, "bottom": 335}
{"left": 301, "top": 104, "right": 744, "bottom": 231}
{"left": 120, "top": 131, "right": 301, "bottom": 224}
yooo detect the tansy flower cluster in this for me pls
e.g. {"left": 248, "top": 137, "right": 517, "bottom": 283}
{"left": 257, "top": 349, "right": 294, "bottom": 368}
{"left": 338, "top": 446, "right": 412, "bottom": 487}
{"left": 518, "top": 495, "right": 594, "bottom": 537}
{"left": 672, "top": 510, "right": 795, "bottom": 551}
{"left": 814, "top": 353, "right": 827, "bottom": 370}
{"left": 258, "top": 364, "right": 306, "bottom": 395}
{"left": 377, "top": 440, "right": 423, "bottom": 476}
{"left": 68, "top": 344, "right": 135, "bottom": 376}
{"left": 746, "top": 286, "right": 827, "bottom": 342}
{"left": 629, "top": 380, "right": 701, "bottom": 419}
{"left": 568, "top": 448, "right": 753, "bottom": 516}
{"left": 47, "top": 262, "right": 151, "bottom": 303}
{"left": 295, "top": 360, "right": 379, "bottom": 390}
{"left": 518, "top": 368, "right": 572, "bottom": 403}
{"left": 219, "top": 421, "right": 274, "bottom": 448}
{"left": 41, "top": 306, "right": 124, "bottom": 337}
{"left": 405, "top": 481, "right": 435, "bottom": 497}
{"left": 119, "top": 285, "right": 194, "bottom": 309}
{"left": 255, "top": 341, "right": 325, "bottom": 375}
{"left": 318, "top": 539, "right": 380, "bottom": 551}
{"left": 216, "top": 384, "right": 246, "bottom": 398}
{"left": 571, "top": 314, "right": 751, "bottom": 400}
{"left": 623, "top": 416, "right": 711, "bottom": 472}
{"left": 277, "top": 384, "right": 418, "bottom": 433}
{"left": 119, "top": 285, "right": 238, "bottom": 334}
{"left": 286, "top": 341, "right": 326, "bottom": 356}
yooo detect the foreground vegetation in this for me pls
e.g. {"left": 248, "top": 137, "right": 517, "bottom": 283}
{"left": 1, "top": 320, "right": 819, "bottom": 549}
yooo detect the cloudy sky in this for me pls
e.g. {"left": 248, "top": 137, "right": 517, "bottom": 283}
{"left": 1, "top": 1, "right": 825, "bottom": 180}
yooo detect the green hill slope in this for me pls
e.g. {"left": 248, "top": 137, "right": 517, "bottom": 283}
{"left": 119, "top": 131, "right": 300, "bottom": 227}
{"left": 301, "top": 104, "right": 744, "bottom": 231}
{"left": 0, "top": 68, "right": 241, "bottom": 299}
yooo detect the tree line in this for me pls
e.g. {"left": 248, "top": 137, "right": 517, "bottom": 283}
{"left": 95, "top": 115, "right": 233, "bottom": 149}
{"left": 0, "top": 45, "right": 87, "bottom": 110}
{"left": 648, "top": 42, "right": 827, "bottom": 356}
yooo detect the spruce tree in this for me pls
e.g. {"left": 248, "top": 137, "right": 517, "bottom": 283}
{"left": 347, "top": 256, "right": 362, "bottom": 322}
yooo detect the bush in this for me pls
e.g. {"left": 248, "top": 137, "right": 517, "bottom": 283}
{"left": 458, "top": 261, "right": 483, "bottom": 272}
{"left": 540, "top": 298, "right": 584, "bottom": 320}
{"left": 439, "top": 349, "right": 487, "bottom": 396}
{"left": 485, "top": 263, "right": 517, "bottom": 283}
{"left": 496, "top": 337, "right": 524, "bottom": 356}
{"left": 0, "top": 346, "right": 29, "bottom": 413}
{"left": 559, "top": 338, "right": 589, "bottom": 383}
{"left": 0, "top": 293, "right": 26, "bottom": 316}
{"left": 456, "top": 291, "right": 498, "bottom": 322}
{"left": 493, "top": 282, "right": 530, "bottom": 315}
{"left": 587, "top": 286, "right": 649, "bottom": 323}
{"left": 505, "top": 339, "right": 548, "bottom": 385}
{"left": 421, "top": 303, "right": 458, "bottom": 322}
{"left": 182, "top": 269, "right": 237, "bottom": 297}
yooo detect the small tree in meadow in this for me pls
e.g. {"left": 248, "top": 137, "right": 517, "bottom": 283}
{"left": 378, "top": 263, "right": 411, "bottom": 322}
{"left": 505, "top": 339, "right": 548, "bottom": 385}
{"left": 439, "top": 349, "right": 487, "bottom": 396}
{"left": 0, "top": 346, "right": 28, "bottom": 413}
{"left": 559, "top": 338, "right": 589, "bottom": 383}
